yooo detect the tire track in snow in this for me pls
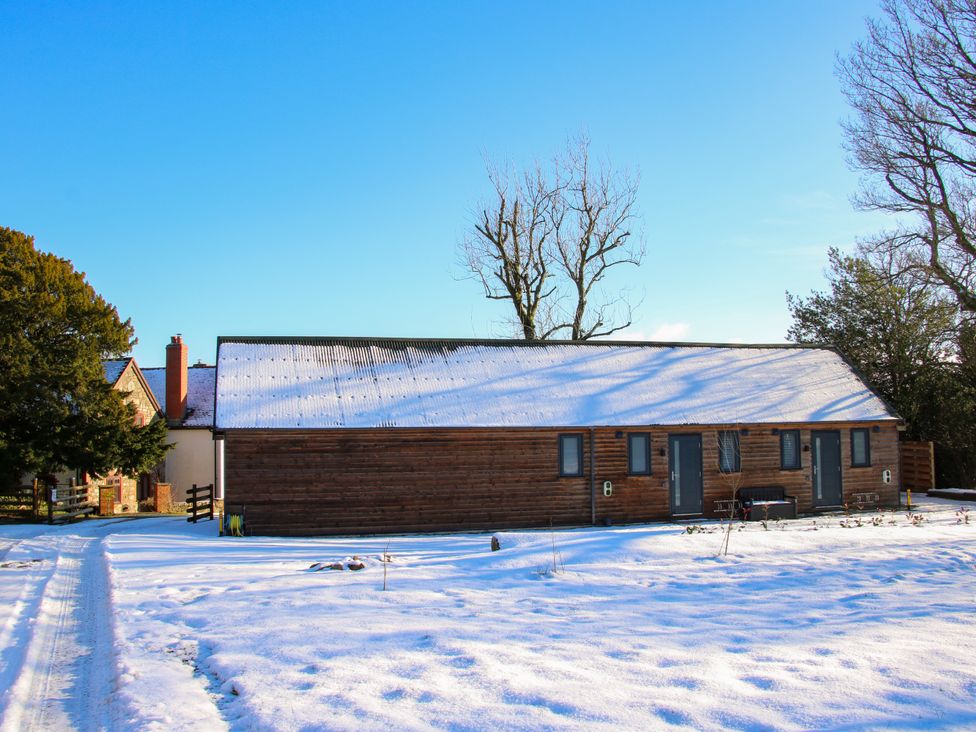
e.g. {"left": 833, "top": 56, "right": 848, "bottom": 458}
{"left": 0, "top": 539, "right": 19, "bottom": 563}
{"left": 0, "top": 540, "right": 58, "bottom": 712}
{"left": 0, "top": 534, "right": 116, "bottom": 732}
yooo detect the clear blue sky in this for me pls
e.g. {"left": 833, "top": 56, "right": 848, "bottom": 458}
{"left": 1, "top": 1, "right": 891, "bottom": 367}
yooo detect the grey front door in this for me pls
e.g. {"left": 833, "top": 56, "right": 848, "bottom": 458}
{"left": 812, "top": 430, "right": 843, "bottom": 506}
{"left": 669, "top": 434, "right": 703, "bottom": 515}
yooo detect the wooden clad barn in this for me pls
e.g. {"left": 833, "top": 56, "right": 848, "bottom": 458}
{"left": 213, "top": 337, "right": 902, "bottom": 536}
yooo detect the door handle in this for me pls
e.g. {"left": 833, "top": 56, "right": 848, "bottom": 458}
{"left": 671, "top": 471, "right": 675, "bottom": 482}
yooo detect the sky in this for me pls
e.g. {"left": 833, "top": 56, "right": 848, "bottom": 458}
{"left": 0, "top": 1, "right": 893, "bottom": 367}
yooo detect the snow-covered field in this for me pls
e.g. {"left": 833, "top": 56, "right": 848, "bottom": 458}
{"left": 1, "top": 498, "right": 974, "bottom": 731}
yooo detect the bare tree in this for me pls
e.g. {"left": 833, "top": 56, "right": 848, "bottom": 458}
{"left": 839, "top": 0, "right": 976, "bottom": 313}
{"left": 717, "top": 428, "right": 744, "bottom": 557}
{"left": 554, "top": 138, "right": 644, "bottom": 339}
{"left": 461, "top": 165, "right": 563, "bottom": 340}
{"left": 461, "top": 138, "right": 644, "bottom": 340}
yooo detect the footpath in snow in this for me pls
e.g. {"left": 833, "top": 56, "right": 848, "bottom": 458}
{"left": 0, "top": 497, "right": 974, "bottom": 731}
{"left": 0, "top": 520, "right": 124, "bottom": 731}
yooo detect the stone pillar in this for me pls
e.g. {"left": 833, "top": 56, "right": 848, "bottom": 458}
{"left": 99, "top": 486, "right": 115, "bottom": 516}
{"left": 154, "top": 482, "right": 172, "bottom": 514}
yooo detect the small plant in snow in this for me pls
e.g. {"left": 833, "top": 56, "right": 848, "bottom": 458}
{"left": 871, "top": 515, "right": 884, "bottom": 527}
{"left": 956, "top": 507, "right": 970, "bottom": 525}
{"left": 538, "top": 519, "right": 564, "bottom": 575}
{"left": 381, "top": 542, "right": 392, "bottom": 591}
{"left": 907, "top": 512, "right": 926, "bottom": 527}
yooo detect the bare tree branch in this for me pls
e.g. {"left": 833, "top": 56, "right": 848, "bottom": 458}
{"left": 460, "top": 138, "right": 645, "bottom": 340}
{"left": 552, "top": 136, "right": 645, "bottom": 340}
{"left": 840, "top": 0, "right": 976, "bottom": 313}
{"left": 461, "top": 164, "right": 562, "bottom": 339}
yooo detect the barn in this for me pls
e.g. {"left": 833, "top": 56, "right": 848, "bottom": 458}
{"left": 213, "top": 336, "right": 901, "bottom": 536}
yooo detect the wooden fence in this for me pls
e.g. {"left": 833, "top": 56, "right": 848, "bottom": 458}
{"left": 187, "top": 483, "right": 214, "bottom": 523}
{"left": 0, "top": 480, "right": 41, "bottom": 521}
{"left": 900, "top": 441, "right": 935, "bottom": 492}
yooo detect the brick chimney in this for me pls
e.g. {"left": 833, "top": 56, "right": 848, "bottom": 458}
{"left": 165, "top": 334, "right": 188, "bottom": 424}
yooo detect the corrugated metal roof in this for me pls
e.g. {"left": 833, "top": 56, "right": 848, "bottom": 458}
{"left": 142, "top": 366, "right": 216, "bottom": 428}
{"left": 214, "top": 338, "right": 898, "bottom": 429}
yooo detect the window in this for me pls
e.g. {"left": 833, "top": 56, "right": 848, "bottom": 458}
{"left": 780, "top": 430, "right": 800, "bottom": 470}
{"left": 559, "top": 434, "right": 584, "bottom": 477}
{"left": 851, "top": 428, "right": 871, "bottom": 467}
{"left": 628, "top": 433, "right": 651, "bottom": 475}
{"left": 718, "top": 430, "right": 740, "bottom": 472}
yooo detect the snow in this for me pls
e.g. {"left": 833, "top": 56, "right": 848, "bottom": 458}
{"left": 141, "top": 366, "right": 216, "bottom": 427}
{"left": 215, "top": 339, "right": 897, "bottom": 429}
{"left": 102, "top": 359, "right": 130, "bottom": 386}
{"left": 1, "top": 496, "right": 974, "bottom": 730}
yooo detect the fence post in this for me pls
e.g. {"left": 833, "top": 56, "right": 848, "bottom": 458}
{"left": 208, "top": 485, "right": 214, "bottom": 521}
{"left": 32, "top": 478, "right": 39, "bottom": 522}
{"left": 48, "top": 483, "right": 55, "bottom": 525}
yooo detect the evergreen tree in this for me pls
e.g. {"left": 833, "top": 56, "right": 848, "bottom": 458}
{"left": 787, "top": 247, "right": 976, "bottom": 486}
{"left": 0, "top": 227, "right": 169, "bottom": 489}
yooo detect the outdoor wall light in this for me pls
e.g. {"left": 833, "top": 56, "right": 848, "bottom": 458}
{"left": 803, "top": 444, "right": 810, "bottom": 452}
{"left": 872, "top": 425, "right": 880, "bottom": 432}
{"left": 615, "top": 430, "right": 623, "bottom": 438}
{"left": 771, "top": 428, "right": 779, "bottom": 435}
{"left": 659, "top": 448, "right": 666, "bottom": 456}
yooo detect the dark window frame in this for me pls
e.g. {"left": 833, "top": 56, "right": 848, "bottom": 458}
{"left": 780, "top": 429, "right": 801, "bottom": 470}
{"left": 850, "top": 428, "right": 871, "bottom": 467}
{"left": 558, "top": 434, "right": 584, "bottom": 477}
{"left": 627, "top": 432, "right": 652, "bottom": 475}
{"left": 717, "top": 430, "right": 741, "bottom": 473}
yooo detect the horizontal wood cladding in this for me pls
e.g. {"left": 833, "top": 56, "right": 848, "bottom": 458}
{"left": 224, "top": 422, "right": 901, "bottom": 536}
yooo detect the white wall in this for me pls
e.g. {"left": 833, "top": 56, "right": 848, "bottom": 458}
{"left": 162, "top": 429, "right": 215, "bottom": 502}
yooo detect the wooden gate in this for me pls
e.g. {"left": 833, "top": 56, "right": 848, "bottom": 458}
{"left": 900, "top": 441, "right": 935, "bottom": 491}
{"left": 48, "top": 483, "right": 95, "bottom": 525}
{"left": 187, "top": 483, "right": 215, "bottom": 523}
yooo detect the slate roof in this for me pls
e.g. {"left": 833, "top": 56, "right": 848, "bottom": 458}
{"left": 102, "top": 358, "right": 130, "bottom": 385}
{"left": 142, "top": 365, "right": 216, "bottom": 428}
{"left": 214, "top": 337, "right": 899, "bottom": 430}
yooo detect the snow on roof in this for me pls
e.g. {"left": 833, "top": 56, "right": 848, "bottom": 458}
{"left": 102, "top": 358, "right": 130, "bottom": 385}
{"left": 142, "top": 366, "right": 216, "bottom": 428}
{"left": 214, "top": 338, "right": 898, "bottom": 430}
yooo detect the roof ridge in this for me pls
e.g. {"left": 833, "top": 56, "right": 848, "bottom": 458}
{"left": 141, "top": 364, "right": 215, "bottom": 371}
{"left": 216, "top": 335, "right": 833, "bottom": 351}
